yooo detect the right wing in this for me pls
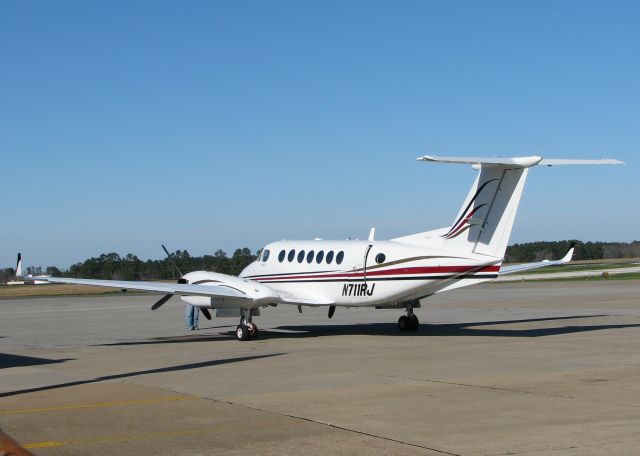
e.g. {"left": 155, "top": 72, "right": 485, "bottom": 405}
{"left": 27, "top": 275, "right": 250, "bottom": 299}
{"left": 499, "top": 247, "right": 574, "bottom": 275}
{"left": 25, "top": 274, "right": 335, "bottom": 307}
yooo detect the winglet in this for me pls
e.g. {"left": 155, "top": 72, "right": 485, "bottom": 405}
{"left": 559, "top": 247, "right": 575, "bottom": 264}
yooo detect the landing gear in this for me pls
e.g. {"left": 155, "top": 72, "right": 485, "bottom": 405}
{"left": 236, "top": 309, "right": 259, "bottom": 341}
{"left": 398, "top": 302, "right": 419, "bottom": 332}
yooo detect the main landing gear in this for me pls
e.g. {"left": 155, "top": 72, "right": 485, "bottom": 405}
{"left": 236, "top": 309, "right": 259, "bottom": 341}
{"left": 398, "top": 302, "right": 419, "bottom": 332}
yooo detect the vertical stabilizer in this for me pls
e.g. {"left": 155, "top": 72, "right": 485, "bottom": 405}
{"left": 440, "top": 165, "right": 529, "bottom": 258}
{"left": 16, "top": 253, "right": 23, "bottom": 278}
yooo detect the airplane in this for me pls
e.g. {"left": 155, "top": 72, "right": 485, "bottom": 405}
{"left": 18, "top": 155, "right": 623, "bottom": 341}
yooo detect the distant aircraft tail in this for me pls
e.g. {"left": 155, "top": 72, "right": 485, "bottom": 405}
{"left": 15, "top": 253, "right": 23, "bottom": 278}
{"left": 394, "top": 155, "right": 624, "bottom": 259}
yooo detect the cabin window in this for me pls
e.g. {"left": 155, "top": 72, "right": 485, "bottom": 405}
{"left": 326, "top": 251, "right": 334, "bottom": 264}
{"left": 316, "top": 250, "right": 324, "bottom": 264}
{"left": 306, "top": 250, "right": 314, "bottom": 263}
{"left": 297, "top": 250, "right": 305, "bottom": 263}
{"left": 336, "top": 251, "right": 344, "bottom": 264}
{"left": 278, "top": 250, "right": 286, "bottom": 262}
{"left": 262, "top": 249, "right": 270, "bottom": 262}
{"left": 288, "top": 249, "right": 296, "bottom": 262}
{"left": 375, "top": 253, "right": 386, "bottom": 264}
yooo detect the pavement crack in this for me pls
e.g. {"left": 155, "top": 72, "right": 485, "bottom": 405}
{"left": 151, "top": 385, "right": 462, "bottom": 456}
{"left": 385, "top": 375, "right": 640, "bottom": 409}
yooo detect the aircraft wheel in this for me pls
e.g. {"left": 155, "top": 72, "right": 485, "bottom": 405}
{"left": 236, "top": 324, "right": 250, "bottom": 341}
{"left": 408, "top": 314, "right": 419, "bottom": 331}
{"left": 398, "top": 315, "right": 409, "bottom": 331}
{"left": 248, "top": 323, "right": 259, "bottom": 339}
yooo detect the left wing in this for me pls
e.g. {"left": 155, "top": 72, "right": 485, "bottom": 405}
{"left": 499, "top": 247, "right": 574, "bottom": 275}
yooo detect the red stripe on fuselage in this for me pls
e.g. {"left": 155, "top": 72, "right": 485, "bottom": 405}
{"left": 252, "top": 265, "right": 500, "bottom": 282}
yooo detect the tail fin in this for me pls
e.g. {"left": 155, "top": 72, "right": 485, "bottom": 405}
{"left": 394, "top": 155, "right": 624, "bottom": 259}
{"left": 15, "top": 253, "right": 23, "bottom": 278}
{"left": 438, "top": 162, "right": 529, "bottom": 258}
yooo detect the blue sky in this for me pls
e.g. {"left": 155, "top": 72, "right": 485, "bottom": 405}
{"left": 1, "top": 0, "right": 638, "bottom": 268}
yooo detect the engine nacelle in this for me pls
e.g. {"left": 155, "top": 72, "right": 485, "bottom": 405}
{"left": 179, "top": 270, "right": 279, "bottom": 309}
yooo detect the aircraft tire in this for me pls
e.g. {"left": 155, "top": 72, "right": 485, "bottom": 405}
{"left": 236, "top": 324, "right": 250, "bottom": 341}
{"left": 398, "top": 315, "right": 409, "bottom": 331}
{"left": 409, "top": 315, "right": 419, "bottom": 331}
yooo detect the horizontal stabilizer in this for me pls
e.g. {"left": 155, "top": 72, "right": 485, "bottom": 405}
{"left": 538, "top": 158, "right": 625, "bottom": 166}
{"left": 418, "top": 155, "right": 625, "bottom": 168}
{"left": 417, "top": 155, "right": 542, "bottom": 168}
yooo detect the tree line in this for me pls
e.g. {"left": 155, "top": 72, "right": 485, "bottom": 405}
{"left": 504, "top": 240, "right": 640, "bottom": 263}
{"left": 1, "top": 240, "right": 639, "bottom": 283}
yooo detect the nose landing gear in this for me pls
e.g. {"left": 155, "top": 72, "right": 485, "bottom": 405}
{"left": 236, "top": 309, "right": 259, "bottom": 341}
{"left": 398, "top": 302, "right": 419, "bottom": 331}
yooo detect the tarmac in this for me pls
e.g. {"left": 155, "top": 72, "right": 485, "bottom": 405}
{"left": 1, "top": 279, "right": 639, "bottom": 455}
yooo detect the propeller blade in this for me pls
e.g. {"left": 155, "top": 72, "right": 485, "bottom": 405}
{"left": 162, "top": 244, "right": 184, "bottom": 278}
{"left": 151, "top": 294, "right": 173, "bottom": 310}
{"left": 200, "top": 308, "right": 212, "bottom": 320}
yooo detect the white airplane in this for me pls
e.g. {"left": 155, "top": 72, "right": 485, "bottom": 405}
{"left": 19, "top": 155, "right": 623, "bottom": 340}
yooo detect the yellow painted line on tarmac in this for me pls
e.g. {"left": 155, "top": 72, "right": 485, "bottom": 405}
{"left": 22, "top": 420, "right": 303, "bottom": 449}
{"left": 22, "top": 428, "right": 214, "bottom": 449}
{"left": 0, "top": 396, "right": 197, "bottom": 415}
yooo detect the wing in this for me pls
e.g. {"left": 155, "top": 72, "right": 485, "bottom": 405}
{"left": 26, "top": 274, "right": 334, "bottom": 307}
{"left": 499, "top": 248, "right": 574, "bottom": 275}
{"left": 27, "top": 276, "right": 249, "bottom": 299}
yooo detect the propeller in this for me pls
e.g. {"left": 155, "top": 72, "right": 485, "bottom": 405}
{"left": 162, "top": 244, "right": 184, "bottom": 278}
{"left": 151, "top": 293, "right": 173, "bottom": 310}
{"left": 151, "top": 244, "right": 184, "bottom": 311}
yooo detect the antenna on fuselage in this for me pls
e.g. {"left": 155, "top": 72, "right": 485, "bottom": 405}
{"left": 368, "top": 227, "right": 376, "bottom": 242}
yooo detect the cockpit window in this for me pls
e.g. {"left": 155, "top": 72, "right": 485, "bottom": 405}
{"left": 262, "top": 249, "right": 270, "bottom": 262}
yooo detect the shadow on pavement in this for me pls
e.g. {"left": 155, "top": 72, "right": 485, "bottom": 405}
{"left": 91, "top": 314, "right": 635, "bottom": 345}
{"left": 0, "top": 353, "right": 284, "bottom": 398}
{"left": 0, "top": 353, "right": 74, "bottom": 369}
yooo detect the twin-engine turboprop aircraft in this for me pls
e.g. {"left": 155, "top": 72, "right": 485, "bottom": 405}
{"left": 20, "top": 155, "right": 623, "bottom": 340}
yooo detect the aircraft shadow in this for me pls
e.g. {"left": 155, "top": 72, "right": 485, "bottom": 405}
{"left": 0, "top": 353, "right": 284, "bottom": 398}
{"left": 264, "top": 314, "right": 637, "bottom": 339}
{"left": 0, "top": 353, "right": 74, "bottom": 369}
{"left": 91, "top": 314, "right": 634, "bottom": 345}
{"left": 95, "top": 328, "right": 236, "bottom": 346}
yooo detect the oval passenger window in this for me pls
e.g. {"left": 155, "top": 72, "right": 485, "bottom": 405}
{"left": 326, "top": 251, "right": 334, "bottom": 264}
